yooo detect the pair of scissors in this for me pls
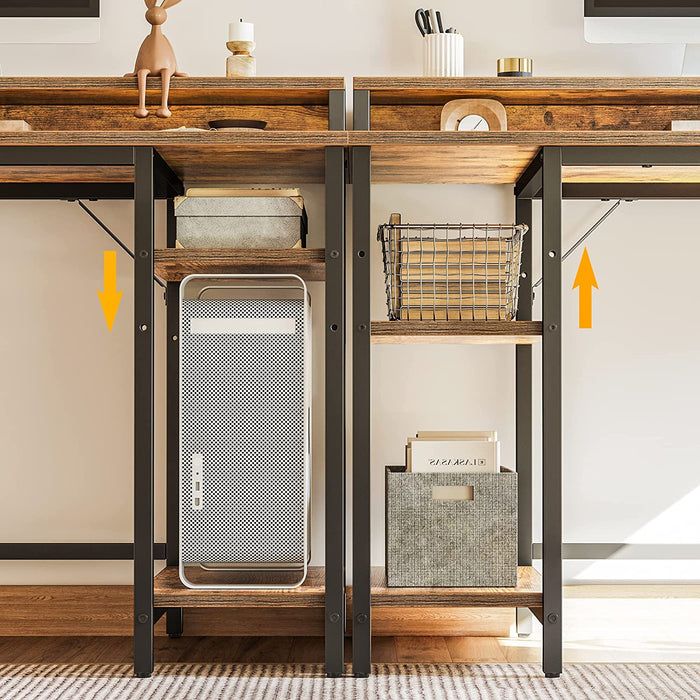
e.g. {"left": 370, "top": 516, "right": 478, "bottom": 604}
{"left": 415, "top": 8, "right": 432, "bottom": 37}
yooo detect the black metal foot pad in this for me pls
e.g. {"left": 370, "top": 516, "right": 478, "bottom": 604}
{"left": 354, "top": 673, "right": 369, "bottom": 678}
{"left": 135, "top": 673, "right": 152, "bottom": 679}
{"left": 326, "top": 673, "right": 343, "bottom": 678}
{"left": 168, "top": 634, "right": 183, "bottom": 639}
{"left": 545, "top": 673, "right": 561, "bottom": 679}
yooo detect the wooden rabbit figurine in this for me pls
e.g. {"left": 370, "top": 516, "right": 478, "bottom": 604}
{"left": 125, "top": 0, "right": 187, "bottom": 118}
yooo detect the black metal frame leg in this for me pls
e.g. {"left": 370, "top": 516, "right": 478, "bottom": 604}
{"left": 324, "top": 144, "right": 347, "bottom": 677}
{"left": 352, "top": 144, "right": 372, "bottom": 678}
{"left": 541, "top": 146, "right": 563, "bottom": 678}
{"left": 515, "top": 196, "right": 534, "bottom": 638}
{"left": 133, "top": 146, "right": 156, "bottom": 678}
{"left": 165, "top": 197, "right": 184, "bottom": 638}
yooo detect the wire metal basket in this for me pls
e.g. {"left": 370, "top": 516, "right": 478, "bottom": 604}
{"left": 378, "top": 215, "right": 527, "bottom": 321}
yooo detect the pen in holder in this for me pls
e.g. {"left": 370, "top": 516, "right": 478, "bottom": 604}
{"left": 423, "top": 32, "right": 464, "bottom": 77}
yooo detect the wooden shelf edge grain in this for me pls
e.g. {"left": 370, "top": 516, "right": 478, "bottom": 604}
{"left": 349, "top": 130, "right": 700, "bottom": 146}
{"left": 0, "top": 76, "right": 345, "bottom": 105}
{"left": 366, "top": 566, "right": 543, "bottom": 608}
{"left": 154, "top": 248, "right": 326, "bottom": 282}
{"left": 153, "top": 566, "right": 327, "bottom": 608}
{"left": 353, "top": 76, "right": 700, "bottom": 104}
{"left": 371, "top": 320, "right": 543, "bottom": 345}
{"left": 0, "top": 131, "right": 348, "bottom": 147}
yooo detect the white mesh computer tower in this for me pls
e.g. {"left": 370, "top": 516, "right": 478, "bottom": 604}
{"left": 179, "top": 274, "right": 311, "bottom": 589}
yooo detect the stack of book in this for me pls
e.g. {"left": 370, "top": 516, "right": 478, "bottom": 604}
{"left": 405, "top": 430, "right": 500, "bottom": 473}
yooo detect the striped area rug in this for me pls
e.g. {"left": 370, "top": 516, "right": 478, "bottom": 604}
{"left": 0, "top": 663, "right": 697, "bottom": 699}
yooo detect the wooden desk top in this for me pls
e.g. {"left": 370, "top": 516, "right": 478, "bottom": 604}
{"left": 2, "top": 77, "right": 700, "bottom": 185}
{"left": 3, "top": 129, "right": 700, "bottom": 185}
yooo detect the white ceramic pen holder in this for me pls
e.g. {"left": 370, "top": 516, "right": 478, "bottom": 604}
{"left": 423, "top": 33, "right": 464, "bottom": 77}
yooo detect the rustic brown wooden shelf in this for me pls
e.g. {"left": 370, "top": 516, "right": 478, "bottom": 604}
{"left": 353, "top": 76, "right": 700, "bottom": 104}
{"left": 153, "top": 566, "right": 326, "bottom": 608}
{"left": 364, "top": 566, "right": 542, "bottom": 609}
{"left": 3, "top": 130, "right": 700, "bottom": 186}
{"left": 371, "top": 320, "right": 543, "bottom": 345}
{"left": 154, "top": 248, "right": 326, "bottom": 282}
{"left": 0, "top": 131, "right": 348, "bottom": 185}
{"left": 0, "top": 77, "right": 345, "bottom": 106}
{"left": 155, "top": 564, "right": 541, "bottom": 612}
{"left": 348, "top": 131, "right": 700, "bottom": 184}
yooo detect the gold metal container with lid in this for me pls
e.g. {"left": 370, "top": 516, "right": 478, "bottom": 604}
{"left": 497, "top": 57, "right": 533, "bottom": 77}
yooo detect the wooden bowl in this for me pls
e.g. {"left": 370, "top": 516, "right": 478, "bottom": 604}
{"left": 208, "top": 119, "right": 267, "bottom": 131}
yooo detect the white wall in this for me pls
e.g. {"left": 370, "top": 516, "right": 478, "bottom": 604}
{"left": 0, "top": 0, "right": 698, "bottom": 584}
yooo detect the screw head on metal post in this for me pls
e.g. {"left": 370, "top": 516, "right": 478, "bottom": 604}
{"left": 330, "top": 250, "right": 340, "bottom": 259}
{"left": 329, "top": 612, "right": 340, "bottom": 623}
{"left": 358, "top": 324, "right": 367, "bottom": 332}
{"left": 137, "top": 613, "right": 150, "bottom": 624}
{"left": 547, "top": 612, "right": 559, "bottom": 624}
{"left": 548, "top": 324, "right": 558, "bottom": 332}
{"left": 139, "top": 250, "right": 149, "bottom": 258}
{"left": 356, "top": 613, "right": 368, "bottom": 624}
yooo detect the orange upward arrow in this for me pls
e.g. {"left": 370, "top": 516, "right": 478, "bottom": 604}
{"left": 97, "top": 251, "right": 123, "bottom": 332}
{"left": 572, "top": 247, "right": 598, "bottom": 329}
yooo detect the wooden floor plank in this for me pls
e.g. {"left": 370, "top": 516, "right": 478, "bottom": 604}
{"left": 235, "top": 636, "right": 294, "bottom": 664}
{"left": 501, "top": 640, "right": 542, "bottom": 663}
{"left": 371, "top": 636, "right": 398, "bottom": 663}
{"left": 82, "top": 637, "right": 133, "bottom": 664}
{"left": 446, "top": 637, "right": 508, "bottom": 663}
{"left": 394, "top": 636, "right": 451, "bottom": 663}
{"left": 0, "top": 637, "right": 89, "bottom": 664}
{"left": 288, "top": 636, "right": 325, "bottom": 663}
{"left": 1, "top": 630, "right": 698, "bottom": 665}
{"left": 177, "top": 636, "right": 242, "bottom": 663}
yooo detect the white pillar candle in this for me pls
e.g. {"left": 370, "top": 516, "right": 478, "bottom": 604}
{"left": 229, "top": 19, "right": 254, "bottom": 43}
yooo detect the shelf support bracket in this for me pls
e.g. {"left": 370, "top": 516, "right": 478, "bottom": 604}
{"left": 75, "top": 199, "right": 167, "bottom": 291}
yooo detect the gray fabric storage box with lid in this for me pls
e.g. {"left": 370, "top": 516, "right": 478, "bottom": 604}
{"left": 385, "top": 467, "right": 517, "bottom": 587}
{"left": 175, "top": 188, "right": 308, "bottom": 248}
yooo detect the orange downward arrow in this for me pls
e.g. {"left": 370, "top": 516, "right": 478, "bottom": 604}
{"left": 572, "top": 247, "right": 598, "bottom": 329}
{"left": 97, "top": 251, "right": 123, "bottom": 332}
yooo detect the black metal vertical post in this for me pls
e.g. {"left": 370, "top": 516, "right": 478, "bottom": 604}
{"left": 352, "top": 143, "right": 372, "bottom": 678}
{"left": 353, "top": 90, "right": 370, "bottom": 131}
{"left": 515, "top": 195, "right": 534, "bottom": 637}
{"left": 324, "top": 145, "right": 347, "bottom": 677}
{"left": 133, "top": 147, "right": 156, "bottom": 678}
{"left": 328, "top": 89, "right": 346, "bottom": 131}
{"left": 165, "top": 197, "right": 184, "bottom": 638}
{"left": 541, "top": 147, "right": 563, "bottom": 678}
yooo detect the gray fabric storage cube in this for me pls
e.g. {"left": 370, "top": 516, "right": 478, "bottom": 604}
{"left": 385, "top": 467, "right": 517, "bottom": 587}
{"left": 175, "top": 193, "right": 307, "bottom": 248}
